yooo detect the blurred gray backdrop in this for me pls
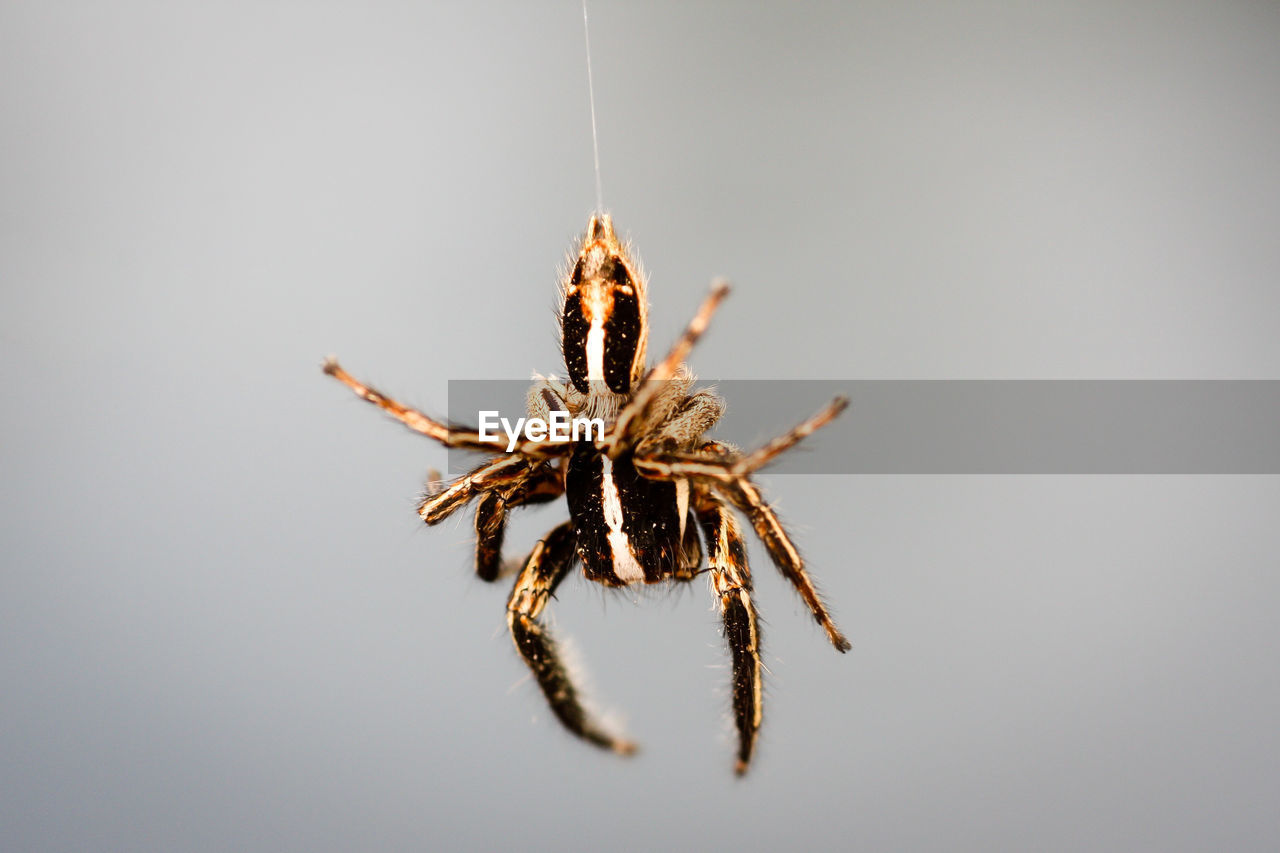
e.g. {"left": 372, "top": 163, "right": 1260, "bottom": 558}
{"left": 3, "top": 1, "right": 1279, "bottom": 850}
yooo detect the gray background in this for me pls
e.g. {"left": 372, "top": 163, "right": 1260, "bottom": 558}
{"left": 3, "top": 1, "right": 1278, "bottom": 850}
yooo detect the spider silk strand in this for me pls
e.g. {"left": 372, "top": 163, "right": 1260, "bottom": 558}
{"left": 582, "top": 0, "right": 604, "bottom": 213}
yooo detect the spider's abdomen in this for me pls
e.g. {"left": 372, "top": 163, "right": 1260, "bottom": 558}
{"left": 561, "top": 214, "right": 648, "bottom": 396}
{"left": 566, "top": 443, "right": 682, "bottom": 585}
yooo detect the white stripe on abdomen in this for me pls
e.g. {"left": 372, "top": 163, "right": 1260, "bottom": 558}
{"left": 600, "top": 456, "right": 644, "bottom": 584}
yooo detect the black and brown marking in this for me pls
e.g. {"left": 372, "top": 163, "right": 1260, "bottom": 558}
{"left": 561, "top": 214, "right": 649, "bottom": 396}
{"left": 565, "top": 444, "right": 685, "bottom": 586}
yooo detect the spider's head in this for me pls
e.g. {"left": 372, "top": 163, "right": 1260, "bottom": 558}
{"left": 561, "top": 213, "right": 649, "bottom": 396}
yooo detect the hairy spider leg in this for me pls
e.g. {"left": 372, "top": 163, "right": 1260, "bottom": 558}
{"left": 696, "top": 491, "right": 763, "bottom": 775}
{"left": 631, "top": 406, "right": 852, "bottom": 653}
{"left": 722, "top": 476, "right": 850, "bottom": 652}
{"left": 735, "top": 396, "right": 849, "bottom": 475}
{"left": 473, "top": 491, "right": 508, "bottom": 582}
{"left": 473, "top": 464, "right": 565, "bottom": 582}
{"left": 418, "top": 455, "right": 530, "bottom": 524}
{"left": 507, "top": 521, "right": 637, "bottom": 756}
{"left": 323, "top": 358, "right": 567, "bottom": 458}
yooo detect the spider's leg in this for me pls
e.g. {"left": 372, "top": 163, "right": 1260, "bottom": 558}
{"left": 507, "top": 521, "right": 637, "bottom": 756}
{"left": 324, "top": 358, "right": 564, "bottom": 457}
{"left": 631, "top": 397, "right": 851, "bottom": 653}
{"left": 696, "top": 490, "right": 763, "bottom": 775}
{"left": 606, "top": 283, "right": 730, "bottom": 458}
{"left": 720, "top": 477, "right": 850, "bottom": 653}
{"left": 474, "top": 491, "right": 509, "bottom": 582}
{"left": 473, "top": 464, "right": 566, "bottom": 582}
{"left": 629, "top": 397, "right": 849, "bottom": 487}
{"left": 733, "top": 396, "right": 848, "bottom": 476}
{"left": 419, "top": 455, "right": 529, "bottom": 525}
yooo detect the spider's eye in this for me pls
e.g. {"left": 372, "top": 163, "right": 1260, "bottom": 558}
{"left": 563, "top": 247, "right": 643, "bottom": 396}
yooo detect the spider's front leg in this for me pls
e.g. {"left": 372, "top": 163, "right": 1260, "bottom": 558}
{"left": 696, "top": 491, "right": 763, "bottom": 775}
{"left": 507, "top": 521, "right": 636, "bottom": 756}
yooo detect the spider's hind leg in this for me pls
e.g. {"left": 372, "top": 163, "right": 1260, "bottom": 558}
{"left": 723, "top": 476, "right": 850, "bottom": 653}
{"left": 696, "top": 490, "right": 763, "bottom": 775}
{"left": 631, "top": 397, "right": 852, "bottom": 653}
{"left": 507, "top": 521, "right": 636, "bottom": 756}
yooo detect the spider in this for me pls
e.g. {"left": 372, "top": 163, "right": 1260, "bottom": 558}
{"left": 323, "top": 213, "right": 849, "bottom": 774}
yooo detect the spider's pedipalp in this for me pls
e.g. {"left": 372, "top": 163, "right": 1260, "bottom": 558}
{"left": 697, "top": 491, "right": 763, "bottom": 775}
{"left": 635, "top": 386, "right": 725, "bottom": 458}
{"left": 507, "top": 521, "right": 637, "bottom": 756}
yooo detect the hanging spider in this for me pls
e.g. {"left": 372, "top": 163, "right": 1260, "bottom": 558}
{"left": 323, "top": 214, "right": 848, "bottom": 774}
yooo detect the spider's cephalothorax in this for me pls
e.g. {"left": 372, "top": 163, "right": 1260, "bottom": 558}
{"left": 324, "top": 213, "right": 849, "bottom": 775}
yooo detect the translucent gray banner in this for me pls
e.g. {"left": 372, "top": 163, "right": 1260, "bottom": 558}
{"left": 445, "top": 381, "right": 1280, "bottom": 474}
